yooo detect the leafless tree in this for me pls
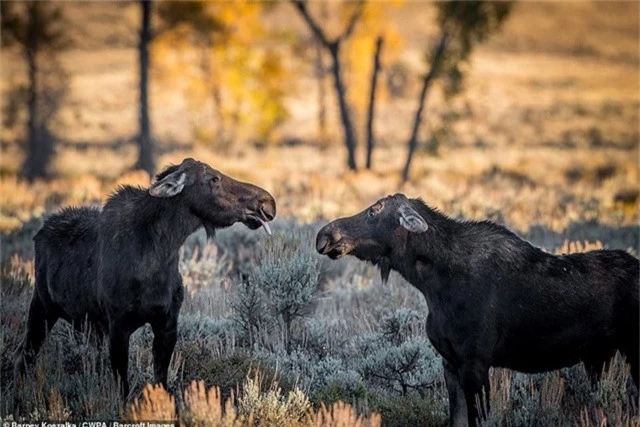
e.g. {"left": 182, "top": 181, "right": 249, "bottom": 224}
{"left": 291, "top": 0, "right": 365, "bottom": 171}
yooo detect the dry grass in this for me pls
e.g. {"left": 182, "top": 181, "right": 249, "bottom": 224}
{"left": 555, "top": 240, "right": 604, "bottom": 255}
{"left": 485, "top": 353, "right": 638, "bottom": 427}
{"left": 128, "top": 384, "right": 176, "bottom": 421}
{"left": 0, "top": 2, "right": 637, "bottom": 233}
{"left": 183, "top": 381, "right": 239, "bottom": 426}
{"left": 1, "top": 141, "right": 636, "bottom": 233}
{"left": 0, "top": 4, "right": 637, "bottom": 421}
{"left": 127, "top": 379, "right": 381, "bottom": 427}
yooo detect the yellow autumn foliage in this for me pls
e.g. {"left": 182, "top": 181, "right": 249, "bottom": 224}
{"left": 153, "top": 1, "right": 292, "bottom": 148}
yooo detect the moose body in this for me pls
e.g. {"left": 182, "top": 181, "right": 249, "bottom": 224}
{"left": 316, "top": 194, "right": 639, "bottom": 426}
{"left": 15, "top": 158, "right": 276, "bottom": 399}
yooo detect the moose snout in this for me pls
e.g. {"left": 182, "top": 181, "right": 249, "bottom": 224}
{"left": 259, "top": 195, "right": 276, "bottom": 221}
{"left": 247, "top": 191, "right": 276, "bottom": 221}
{"left": 316, "top": 226, "right": 342, "bottom": 254}
{"left": 316, "top": 234, "right": 330, "bottom": 254}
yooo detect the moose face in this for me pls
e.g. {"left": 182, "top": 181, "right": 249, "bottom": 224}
{"left": 315, "top": 194, "right": 429, "bottom": 280}
{"left": 149, "top": 158, "right": 276, "bottom": 236}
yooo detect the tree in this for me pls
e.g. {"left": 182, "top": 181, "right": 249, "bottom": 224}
{"left": 1, "top": 1, "right": 69, "bottom": 181}
{"left": 154, "top": 1, "right": 291, "bottom": 149}
{"left": 291, "top": 0, "right": 365, "bottom": 171}
{"left": 313, "top": 14, "right": 328, "bottom": 138}
{"left": 401, "top": 32, "right": 450, "bottom": 183}
{"left": 365, "top": 36, "right": 384, "bottom": 170}
{"left": 136, "top": 0, "right": 154, "bottom": 176}
{"left": 402, "top": 1, "right": 512, "bottom": 182}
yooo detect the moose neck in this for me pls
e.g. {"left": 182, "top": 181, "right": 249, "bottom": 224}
{"left": 103, "top": 187, "right": 204, "bottom": 266}
{"left": 143, "top": 195, "right": 203, "bottom": 260}
{"left": 389, "top": 203, "right": 480, "bottom": 300}
{"left": 389, "top": 201, "right": 538, "bottom": 302}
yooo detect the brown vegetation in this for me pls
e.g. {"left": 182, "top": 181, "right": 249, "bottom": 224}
{"left": 0, "top": 2, "right": 637, "bottom": 424}
{"left": 0, "top": 2, "right": 637, "bottom": 234}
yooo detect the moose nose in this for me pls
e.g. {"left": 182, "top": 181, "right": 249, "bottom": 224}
{"left": 316, "top": 234, "right": 330, "bottom": 254}
{"left": 253, "top": 193, "right": 276, "bottom": 221}
{"left": 316, "top": 227, "right": 341, "bottom": 254}
{"left": 260, "top": 198, "right": 276, "bottom": 221}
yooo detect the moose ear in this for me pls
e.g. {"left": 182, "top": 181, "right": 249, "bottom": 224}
{"left": 398, "top": 204, "right": 428, "bottom": 233}
{"left": 149, "top": 171, "right": 187, "bottom": 198}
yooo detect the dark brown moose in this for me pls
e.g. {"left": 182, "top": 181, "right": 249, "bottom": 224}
{"left": 316, "top": 193, "right": 639, "bottom": 427}
{"left": 14, "top": 158, "right": 276, "bottom": 400}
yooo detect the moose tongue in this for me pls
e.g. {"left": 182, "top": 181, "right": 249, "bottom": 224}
{"left": 255, "top": 216, "right": 272, "bottom": 236}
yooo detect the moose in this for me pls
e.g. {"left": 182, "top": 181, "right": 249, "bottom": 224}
{"left": 14, "top": 158, "right": 276, "bottom": 399}
{"left": 316, "top": 193, "right": 639, "bottom": 427}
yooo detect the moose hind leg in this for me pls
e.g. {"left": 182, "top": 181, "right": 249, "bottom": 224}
{"left": 14, "top": 293, "right": 59, "bottom": 381}
{"left": 620, "top": 322, "right": 640, "bottom": 389}
{"left": 109, "top": 324, "right": 133, "bottom": 400}
{"left": 151, "top": 316, "right": 178, "bottom": 389}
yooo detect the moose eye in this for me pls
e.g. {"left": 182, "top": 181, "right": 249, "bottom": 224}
{"left": 368, "top": 205, "right": 382, "bottom": 218}
{"left": 211, "top": 176, "right": 220, "bottom": 183}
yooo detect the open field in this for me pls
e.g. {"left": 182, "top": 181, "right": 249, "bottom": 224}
{"left": 1, "top": 223, "right": 638, "bottom": 425}
{"left": 1, "top": 3, "right": 638, "bottom": 233}
{"left": 1, "top": 1, "right": 639, "bottom": 425}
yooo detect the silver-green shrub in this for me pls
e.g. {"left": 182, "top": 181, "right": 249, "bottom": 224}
{"left": 247, "top": 229, "right": 320, "bottom": 352}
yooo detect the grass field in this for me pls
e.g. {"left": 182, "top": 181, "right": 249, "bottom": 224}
{"left": 1, "top": 1, "right": 638, "bottom": 425}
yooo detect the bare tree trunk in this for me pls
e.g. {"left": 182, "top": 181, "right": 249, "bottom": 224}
{"left": 315, "top": 1, "right": 329, "bottom": 138}
{"left": 314, "top": 42, "right": 327, "bottom": 137}
{"left": 212, "top": 84, "right": 225, "bottom": 145}
{"left": 21, "top": 3, "right": 54, "bottom": 182}
{"left": 23, "top": 3, "right": 39, "bottom": 181}
{"left": 199, "top": 44, "right": 226, "bottom": 148}
{"left": 402, "top": 32, "right": 449, "bottom": 183}
{"left": 291, "top": 0, "right": 363, "bottom": 171}
{"left": 365, "top": 36, "right": 383, "bottom": 170}
{"left": 136, "top": 0, "right": 154, "bottom": 176}
{"left": 328, "top": 43, "right": 357, "bottom": 171}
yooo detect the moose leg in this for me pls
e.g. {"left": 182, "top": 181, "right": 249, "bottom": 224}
{"left": 460, "top": 362, "right": 490, "bottom": 427}
{"left": 444, "top": 361, "right": 468, "bottom": 427}
{"left": 14, "top": 293, "right": 58, "bottom": 380}
{"left": 109, "top": 321, "right": 133, "bottom": 400}
{"left": 13, "top": 293, "right": 58, "bottom": 414}
{"left": 151, "top": 315, "right": 178, "bottom": 389}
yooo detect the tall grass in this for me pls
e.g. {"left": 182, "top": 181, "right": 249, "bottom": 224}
{"left": 2, "top": 219, "right": 638, "bottom": 424}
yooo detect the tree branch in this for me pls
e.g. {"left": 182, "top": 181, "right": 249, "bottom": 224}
{"left": 291, "top": 0, "right": 331, "bottom": 48}
{"left": 365, "top": 35, "right": 384, "bottom": 169}
{"left": 401, "top": 29, "right": 451, "bottom": 182}
{"left": 338, "top": 1, "right": 365, "bottom": 43}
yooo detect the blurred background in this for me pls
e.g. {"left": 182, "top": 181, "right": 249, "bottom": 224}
{"left": 1, "top": 0, "right": 637, "bottom": 234}
{"left": 1, "top": 2, "right": 640, "bottom": 424}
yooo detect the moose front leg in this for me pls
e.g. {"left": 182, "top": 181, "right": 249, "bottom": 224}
{"left": 151, "top": 314, "right": 178, "bottom": 389}
{"left": 460, "top": 361, "right": 491, "bottom": 427}
{"left": 444, "top": 360, "right": 468, "bottom": 427}
{"left": 109, "top": 319, "right": 134, "bottom": 400}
